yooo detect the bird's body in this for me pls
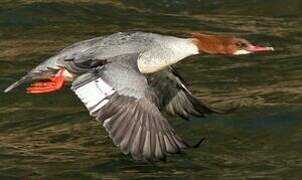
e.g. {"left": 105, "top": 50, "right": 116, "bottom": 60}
{"left": 27, "top": 32, "right": 198, "bottom": 77}
{"left": 4, "top": 31, "right": 273, "bottom": 161}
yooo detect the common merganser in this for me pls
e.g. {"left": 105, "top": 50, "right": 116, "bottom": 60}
{"left": 4, "top": 32, "right": 273, "bottom": 161}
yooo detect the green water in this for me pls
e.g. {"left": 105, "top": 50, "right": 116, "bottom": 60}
{"left": 0, "top": 0, "right": 302, "bottom": 179}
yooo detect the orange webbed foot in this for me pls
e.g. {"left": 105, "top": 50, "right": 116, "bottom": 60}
{"left": 27, "top": 69, "right": 65, "bottom": 94}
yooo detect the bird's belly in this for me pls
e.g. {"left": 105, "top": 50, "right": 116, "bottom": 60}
{"left": 137, "top": 63, "right": 166, "bottom": 74}
{"left": 137, "top": 56, "right": 173, "bottom": 74}
{"left": 63, "top": 69, "right": 77, "bottom": 82}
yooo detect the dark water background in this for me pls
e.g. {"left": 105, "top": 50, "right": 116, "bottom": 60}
{"left": 0, "top": 0, "right": 302, "bottom": 179}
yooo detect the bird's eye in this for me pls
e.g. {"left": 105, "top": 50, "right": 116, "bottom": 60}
{"left": 236, "top": 42, "right": 246, "bottom": 48}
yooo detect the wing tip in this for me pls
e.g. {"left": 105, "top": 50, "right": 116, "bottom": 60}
{"left": 209, "top": 103, "right": 241, "bottom": 115}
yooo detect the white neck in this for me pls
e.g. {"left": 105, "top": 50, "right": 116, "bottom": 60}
{"left": 138, "top": 38, "right": 198, "bottom": 73}
{"left": 167, "top": 37, "right": 199, "bottom": 57}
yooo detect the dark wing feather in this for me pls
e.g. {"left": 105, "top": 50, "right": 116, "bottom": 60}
{"left": 148, "top": 66, "right": 230, "bottom": 120}
{"left": 96, "top": 94, "right": 187, "bottom": 161}
{"left": 71, "top": 54, "right": 188, "bottom": 161}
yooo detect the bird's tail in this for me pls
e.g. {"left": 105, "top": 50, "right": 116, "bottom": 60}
{"left": 4, "top": 55, "right": 64, "bottom": 93}
{"left": 4, "top": 75, "right": 32, "bottom": 93}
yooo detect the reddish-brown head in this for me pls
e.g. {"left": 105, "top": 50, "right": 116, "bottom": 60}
{"left": 191, "top": 33, "right": 274, "bottom": 55}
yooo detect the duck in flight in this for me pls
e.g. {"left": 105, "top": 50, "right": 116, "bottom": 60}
{"left": 4, "top": 32, "right": 273, "bottom": 161}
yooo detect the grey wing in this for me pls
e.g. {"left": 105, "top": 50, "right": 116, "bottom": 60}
{"left": 148, "top": 66, "right": 229, "bottom": 120}
{"left": 71, "top": 54, "right": 188, "bottom": 161}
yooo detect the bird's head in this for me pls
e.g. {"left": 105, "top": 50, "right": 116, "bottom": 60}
{"left": 191, "top": 33, "right": 274, "bottom": 55}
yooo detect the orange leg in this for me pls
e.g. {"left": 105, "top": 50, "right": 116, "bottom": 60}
{"left": 27, "top": 69, "right": 65, "bottom": 94}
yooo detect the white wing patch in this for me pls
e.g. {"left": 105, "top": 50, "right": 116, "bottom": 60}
{"left": 73, "top": 77, "right": 115, "bottom": 115}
